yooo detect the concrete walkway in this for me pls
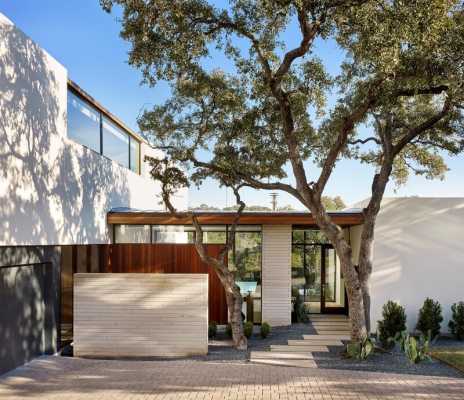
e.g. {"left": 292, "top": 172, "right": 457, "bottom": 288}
{"left": 250, "top": 315, "right": 350, "bottom": 368}
{"left": 1, "top": 355, "right": 463, "bottom": 400}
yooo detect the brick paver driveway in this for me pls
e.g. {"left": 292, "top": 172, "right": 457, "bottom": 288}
{"left": 1, "top": 356, "right": 463, "bottom": 400}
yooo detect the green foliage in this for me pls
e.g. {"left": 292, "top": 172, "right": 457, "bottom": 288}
{"left": 243, "top": 321, "right": 254, "bottom": 338}
{"left": 260, "top": 322, "right": 271, "bottom": 338}
{"left": 321, "top": 196, "right": 346, "bottom": 211}
{"left": 292, "top": 290, "right": 309, "bottom": 323}
{"left": 449, "top": 302, "right": 464, "bottom": 340}
{"left": 377, "top": 301, "right": 407, "bottom": 349}
{"left": 346, "top": 337, "right": 374, "bottom": 360}
{"left": 102, "top": 0, "right": 464, "bottom": 197}
{"left": 394, "top": 331, "right": 431, "bottom": 364}
{"left": 208, "top": 321, "right": 217, "bottom": 339}
{"left": 226, "top": 323, "right": 232, "bottom": 338}
{"left": 416, "top": 298, "right": 443, "bottom": 339}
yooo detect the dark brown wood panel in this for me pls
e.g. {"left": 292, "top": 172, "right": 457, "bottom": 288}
{"left": 99, "top": 244, "right": 228, "bottom": 324}
{"left": 107, "top": 211, "right": 364, "bottom": 226}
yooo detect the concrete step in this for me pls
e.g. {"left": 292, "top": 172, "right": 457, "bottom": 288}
{"left": 250, "top": 351, "right": 314, "bottom": 360}
{"left": 303, "top": 334, "right": 350, "bottom": 341}
{"left": 310, "top": 320, "right": 351, "bottom": 325}
{"left": 288, "top": 339, "right": 344, "bottom": 346}
{"left": 271, "top": 344, "right": 328, "bottom": 352}
{"left": 315, "top": 329, "right": 351, "bottom": 335}
{"left": 309, "top": 315, "right": 349, "bottom": 320}
{"left": 310, "top": 324, "right": 351, "bottom": 330}
{"left": 251, "top": 358, "right": 317, "bottom": 368}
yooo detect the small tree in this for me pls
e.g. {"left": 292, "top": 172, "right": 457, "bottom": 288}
{"left": 146, "top": 158, "right": 248, "bottom": 349}
{"left": 377, "top": 301, "right": 407, "bottom": 349}
{"left": 416, "top": 298, "right": 443, "bottom": 339}
{"left": 449, "top": 302, "right": 464, "bottom": 340}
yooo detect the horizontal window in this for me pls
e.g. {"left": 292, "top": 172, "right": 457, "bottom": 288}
{"left": 67, "top": 88, "right": 141, "bottom": 174}
{"left": 152, "top": 225, "right": 194, "bottom": 244}
{"left": 102, "top": 117, "right": 129, "bottom": 169}
{"left": 115, "top": 225, "right": 150, "bottom": 243}
{"left": 67, "top": 91, "right": 100, "bottom": 153}
{"left": 292, "top": 229, "right": 329, "bottom": 244}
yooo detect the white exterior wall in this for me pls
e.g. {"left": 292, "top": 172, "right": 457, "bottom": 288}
{"left": 369, "top": 197, "right": 464, "bottom": 333}
{"left": 0, "top": 13, "right": 187, "bottom": 246}
{"left": 261, "top": 225, "right": 292, "bottom": 326}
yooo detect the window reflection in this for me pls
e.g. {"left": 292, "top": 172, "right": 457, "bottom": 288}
{"left": 67, "top": 91, "right": 100, "bottom": 153}
{"left": 67, "top": 88, "right": 141, "bottom": 174}
{"left": 102, "top": 117, "right": 129, "bottom": 168}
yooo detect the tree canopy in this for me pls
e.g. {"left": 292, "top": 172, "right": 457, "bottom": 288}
{"left": 103, "top": 0, "right": 464, "bottom": 341}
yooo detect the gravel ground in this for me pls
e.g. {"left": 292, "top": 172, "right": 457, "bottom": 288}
{"left": 193, "top": 323, "right": 464, "bottom": 378}
{"left": 63, "top": 323, "right": 464, "bottom": 378}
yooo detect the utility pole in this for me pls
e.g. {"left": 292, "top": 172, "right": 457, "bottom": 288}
{"left": 270, "top": 192, "right": 278, "bottom": 211}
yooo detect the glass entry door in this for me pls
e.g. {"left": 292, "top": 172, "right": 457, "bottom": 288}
{"left": 291, "top": 229, "right": 347, "bottom": 316}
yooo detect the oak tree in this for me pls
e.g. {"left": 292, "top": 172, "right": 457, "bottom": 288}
{"left": 102, "top": 0, "right": 464, "bottom": 343}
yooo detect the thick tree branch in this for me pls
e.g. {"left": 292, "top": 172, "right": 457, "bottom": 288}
{"left": 348, "top": 137, "right": 381, "bottom": 145}
{"left": 392, "top": 97, "right": 453, "bottom": 156}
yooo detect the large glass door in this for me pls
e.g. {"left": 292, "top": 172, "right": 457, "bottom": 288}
{"left": 291, "top": 229, "right": 347, "bottom": 317}
{"left": 321, "top": 245, "right": 346, "bottom": 313}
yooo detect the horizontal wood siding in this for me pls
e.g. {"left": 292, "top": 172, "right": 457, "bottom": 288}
{"left": 262, "top": 225, "right": 292, "bottom": 326}
{"left": 100, "top": 244, "right": 228, "bottom": 324}
{"left": 74, "top": 273, "right": 208, "bottom": 357}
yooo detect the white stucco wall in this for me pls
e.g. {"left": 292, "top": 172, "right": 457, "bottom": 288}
{"left": 369, "top": 197, "right": 464, "bottom": 333}
{"left": 0, "top": 13, "right": 187, "bottom": 246}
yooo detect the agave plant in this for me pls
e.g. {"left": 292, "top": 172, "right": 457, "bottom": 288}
{"left": 394, "top": 331, "right": 431, "bottom": 364}
{"left": 346, "top": 337, "right": 374, "bottom": 360}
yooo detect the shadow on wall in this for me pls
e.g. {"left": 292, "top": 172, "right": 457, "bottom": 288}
{"left": 0, "top": 246, "right": 61, "bottom": 375}
{"left": 0, "top": 17, "right": 130, "bottom": 245}
{"left": 371, "top": 197, "right": 464, "bottom": 331}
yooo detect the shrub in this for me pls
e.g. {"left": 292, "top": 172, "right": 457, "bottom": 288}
{"left": 377, "top": 300, "right": 407, "bottom": 349}
{"left": 292, "top": 290, "right": 309, "bottom": 323}
{"left": 394, "top": 331, "right": 431, "bottom": 364}
{"left": 346, "top": 337, "right": 374, "bottom": 360}
{"left": 244, "top": 321, "right": 254, "bottom": 338}
{"left": 449, "top": 302, "right": 464, "bottom": 340}
{"left": 260, "top": 322, "right": 271, "bottom": 338}
{"left": 226, "top": 323, "right": 232, "bottom": 337}
{"left": 208, "top": 321, "right": 217, "bottom": 339}
{"left": 416, "top": 298, "right": 443, "bottom": 339}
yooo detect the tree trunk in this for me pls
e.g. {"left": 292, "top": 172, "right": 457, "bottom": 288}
{"left": 225, "top": 287, "right": 247, "bottom": 350}
{"left": 308, "top": 201, "right": 368, "bottom": 342}
{"left": 337, "top": 248, "right": 368, "bottom": 341}
{"left": 358, "top": 236, "right": 374, "bottom": 334}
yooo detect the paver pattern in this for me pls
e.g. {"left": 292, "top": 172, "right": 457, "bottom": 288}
{"left": 1, "top": 355, "right": 463, "bottom": 400}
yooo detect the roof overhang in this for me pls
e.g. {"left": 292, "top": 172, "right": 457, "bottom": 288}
{"left": 107, "top": 210, "right": 364, "bottom": 226}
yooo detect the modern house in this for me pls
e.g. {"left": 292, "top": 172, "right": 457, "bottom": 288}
{"left": 1, "top": 12, "right": 464, "bottom": 374}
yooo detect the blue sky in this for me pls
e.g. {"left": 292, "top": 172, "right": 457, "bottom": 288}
{"left": 3, "top": 1, "right": 463, "bottom": 210}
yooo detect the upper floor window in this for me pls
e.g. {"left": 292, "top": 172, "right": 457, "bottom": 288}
{"left": 67, "top": 91, "right": 100, "bottom": 153}
{"left": 67, "top": 88, "right": 141, "bottom": 174}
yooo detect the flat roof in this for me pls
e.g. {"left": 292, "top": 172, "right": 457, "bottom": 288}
{"left": 107, "top": 208, "right": 364, "bottom": 226}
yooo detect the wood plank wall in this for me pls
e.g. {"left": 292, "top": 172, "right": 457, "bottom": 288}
{"left": 61, "top": 244, "right": 228, "bottom": 325}
{"left": 74, "top": 273, "right": 208, "bottom": 357}
{"left": 262, "top": 225, "right": 292, "bottom": 326}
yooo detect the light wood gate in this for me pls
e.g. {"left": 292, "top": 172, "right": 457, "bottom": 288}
{"left": 73, "top": 273, "right": 208, "bottom": 357}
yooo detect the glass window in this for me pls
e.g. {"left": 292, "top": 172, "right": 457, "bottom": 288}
{"left": 292, "top": 229, "right": 305, "bottom": 244}
{"left": 129, "top": 136, "right": 140, "bottom": 173}
{"left": 292, "top": 229, "right": 330, "bottom": 244}
{"left": 152, "top": 225, "right": 194, "bottom": 243}
{"left": 229, "top": 230, "right": 262, "bottom": 324}
{"left": 102, "top": 117, "right": 129, "bottom": 168}
{"left": 202, "top": 226, "right": 227, "bottom": 244}
{"left": 67, "top": 90, "right": 100, "bottom": 153}
{"left": 114, "top": 225, "right": 151, "bottom": 243}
